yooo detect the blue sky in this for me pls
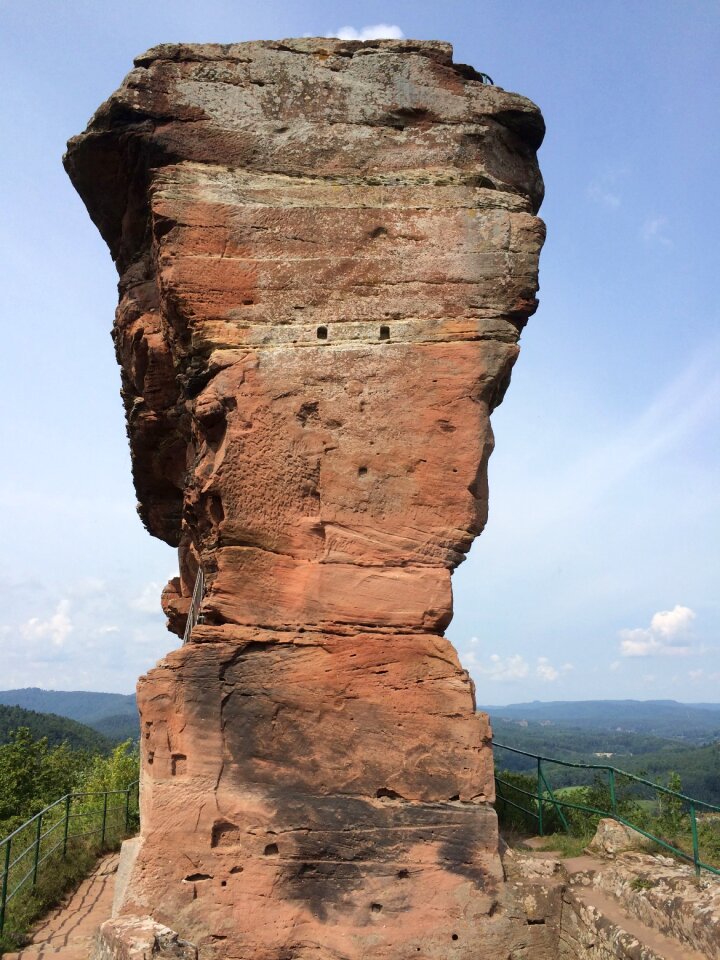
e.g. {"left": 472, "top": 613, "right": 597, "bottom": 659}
{"left": 0, "top": 1, "right": 718, "bottom": 700}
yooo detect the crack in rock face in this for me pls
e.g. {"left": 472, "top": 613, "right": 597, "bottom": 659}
{"left": 65, "top": 36, "right": 545, "bottom": 960}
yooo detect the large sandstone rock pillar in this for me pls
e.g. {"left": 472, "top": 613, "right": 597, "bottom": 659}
{"left": 65, "top": 38, "right": 545, "bottom": 959}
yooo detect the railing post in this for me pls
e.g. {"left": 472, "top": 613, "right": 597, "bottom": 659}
{"left": 101, "top": 792, "right": 108, "bottom": 849}
{"left": 63, "top": 794, "right": 71, "bottom": 858}
{"left": 608, "top": 768, "right": 617, "bottom": 816}
{"left": 32, "top": 812, "right": 43, "bottom": 888}
{"left": 690, "top": 802, "right": 700, "bottom": 876}
{"left": 537, "top": 756, "right": 544, "bottom": 836}
{"left": 0, "top": 838, "right": 10, "bottom": 936}
{"left": 125, "top": 786, "right": 131, "bottom": 834}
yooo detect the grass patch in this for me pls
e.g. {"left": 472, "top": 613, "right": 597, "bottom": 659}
{"left": 530, "top": 833, "right": 592, "bottom": 859}
{"left": 630, "top": 876, "right": 654, "bottom": 891}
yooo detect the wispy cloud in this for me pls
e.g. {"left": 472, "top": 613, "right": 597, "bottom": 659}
{"left": 524, "top": 343, "right": 720, "bottom": 533}
{"left": 326, "top": 24, "right": 404, "bottom": 41}
{"left": 642, "top": 216, "right": 673, "bottom": 247}
{"left": 131, "top": 581, "right": 164, "bottom": 616}
{"left": 619, "top": 604, "right": 695, "bottom": 657}
{"left": 587, "top": 182, "right": 621, "bottom": 209}
{"left": 689, "top": 668, "right": 720, "bottom": 682}
{"left": 464, "top": 643, "right": 573, "bottom": 683}
{"left": 587, "top": 167, "right": 627, "bottom": 210}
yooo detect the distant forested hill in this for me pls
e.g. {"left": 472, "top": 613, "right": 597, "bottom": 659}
{"left": 490, "top": 716, "right": 720, "bottom": 805}
{"left": 483, "top": 700, "right": 720, "bottom": 743}
{"left": 90, "top": 713, "right": 141, "bottom": 742}
{"left": 491, "top": 718, "right": 680, "bottom": 760}
{"left": 0, "top": 704, "right": 115, "bottom": 753}
{"left": 0, "top": 688, "right": 139, "bottom": 740}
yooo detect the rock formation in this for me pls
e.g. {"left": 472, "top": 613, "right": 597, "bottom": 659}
{"left": 65, "top": 38, "right": 545, "bottom": 959}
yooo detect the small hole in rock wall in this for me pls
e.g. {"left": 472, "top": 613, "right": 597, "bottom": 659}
{"left": 317, "top": 326, "right": 328, "bottom": 340}
{"left": 379, "top": 325, "right": 390, "bottom": 340}
{"left": 397, "top": 869, "right": 409, "bottom": 879}
{"left": 358, "top": 466, "right": 367, "bottom": 477}
{"left": 264, "top": 843, "right": 279, "bottom": 856}
{"left": 449, "top": 794, "right": 459, "bottom": 801}
{"left": 230, "top": 865, "right": 244, "bottom": 874}
{"left": 242, "top": 298, "right": 253, "bottom": 305}
{"left": 171, "top": 754, "right": 187, "bottom": 776}
{"left": 371, "top": 903, "right": 383, "bottom": 913}
{"left": 221, "top": 880, "right": 227, "bottom": 887}
{"left": 451, "top": 934, "right": 459, "bottom": 941}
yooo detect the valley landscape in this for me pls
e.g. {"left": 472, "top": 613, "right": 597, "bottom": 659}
{"left": 2, "top": 689, "right": 718, "bottom": 804}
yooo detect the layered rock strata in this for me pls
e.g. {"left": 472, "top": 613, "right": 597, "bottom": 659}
{"left": 65, "top": 38, "right": 545, "bottom": 959}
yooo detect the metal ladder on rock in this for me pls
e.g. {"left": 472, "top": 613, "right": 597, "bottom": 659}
{"left": 182, "top": 567, "right": 205, "bottom": 645}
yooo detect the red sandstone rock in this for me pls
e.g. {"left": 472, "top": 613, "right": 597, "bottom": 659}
{"left": 65, "top": 37, "right": 545, "bottom": 959}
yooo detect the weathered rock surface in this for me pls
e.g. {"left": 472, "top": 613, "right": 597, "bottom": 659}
{"left": 588, "top": 852, "right": 720, "bottom": 959}
{"left": 66, "top": 37, "right": 546, "bottom": 959}
{"left": 94, "top": 917, "right": 198, "bottom": 960}
{"left": 563, "top": 852, "right": 718, "bottom": 960}
{"left": 587, "top": 818, "right": 656, "bottom": 858}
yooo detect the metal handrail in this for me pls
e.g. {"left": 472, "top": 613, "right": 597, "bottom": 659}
{"left": 182, "top": 567, "right": 205, "bottom": 645}
{"left": 492, "top": 740, "right": 720, "bottom": 876}
{"left": 0, "top": 780, "right": 139, "bottom": 935}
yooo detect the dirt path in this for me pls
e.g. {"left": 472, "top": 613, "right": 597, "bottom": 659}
{"left": 5, "top": 852, "right": 118, "bottom": 959}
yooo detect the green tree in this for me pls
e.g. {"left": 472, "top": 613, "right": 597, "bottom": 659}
{"left": 658, "top": 771, "right": 685, "bottom": 836}
{"left": 0, "top": 727, "right": 48, "bottom": 824}
{"left": 77, "top": 740, "right": 139, "bottom": 794}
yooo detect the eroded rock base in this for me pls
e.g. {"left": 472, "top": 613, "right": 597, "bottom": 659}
{"left": 99, "top": 844, "right": 720, "bottom": 959}
{"left": 111, "top": 632, "right": 508, "bottom": 958}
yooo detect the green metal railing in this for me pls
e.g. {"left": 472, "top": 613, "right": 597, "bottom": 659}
{"left": 0, "top": 780, "right": 139, "bottom": 936}
{"left": 493, "top": 741, "right": 720, "bottom": 876}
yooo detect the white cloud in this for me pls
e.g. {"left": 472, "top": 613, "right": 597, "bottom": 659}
{"left": 326, "top": 24, "right": 404, "bottom": 41}
{"left": 642, "top": 216, "right": 673, "bottom": 247}
{"left": 536, "top": 657, "right": 558, "bottom": 681}
{"left": 20, "top": 599, "right": 73, "bottom": 648}
{"left": 464, "top": 647, "right": 573, "bottom": 683}
{"left": 476, "top": 653, "right": 530, "bottom": 682}
{"left": 619, "top": 604, "right": 695, "bottom": 657}
{"left": 536, "top": 657, "right": 574, "bottom": 682}
{"left": 131, "top": 582, "right": 163, "bottom": 615}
